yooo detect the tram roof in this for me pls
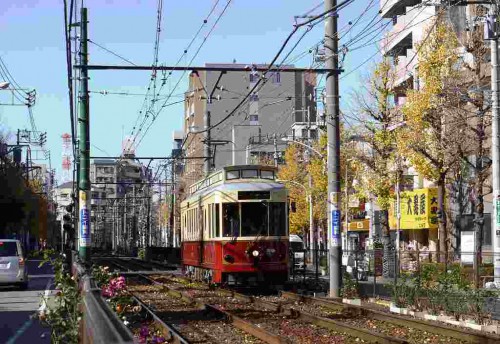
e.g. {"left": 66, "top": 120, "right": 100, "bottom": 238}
{"left": 183, "top": 180, "right": 285, "bottom": 202}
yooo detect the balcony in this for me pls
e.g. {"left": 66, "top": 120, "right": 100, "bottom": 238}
{"left": 381, "top": 12, "right": 414, "bottom": 56}
{"left": 393, "top": 49, "right": 417, "bottom": 88}
{"left": 380, "top": 0, "right": 422, "bottom": 18}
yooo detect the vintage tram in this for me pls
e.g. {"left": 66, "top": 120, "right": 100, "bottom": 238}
{"left": 180, "top": 165, "right": 289, "bottom": 285}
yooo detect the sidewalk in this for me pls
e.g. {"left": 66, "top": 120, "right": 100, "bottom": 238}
{"left": 290, "top": 267, "right": 393, "bottom": 298}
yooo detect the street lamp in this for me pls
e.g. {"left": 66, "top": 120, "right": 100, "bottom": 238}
{"left": 281, "top": 137, "right": 324, "bottom": 159}
{"left": 281, "top": 137, "right": 325, "bottom": 265}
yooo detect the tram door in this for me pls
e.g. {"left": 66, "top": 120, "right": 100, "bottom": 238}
{"left": 199, "top": 200, "right": 204, "bottom": 265}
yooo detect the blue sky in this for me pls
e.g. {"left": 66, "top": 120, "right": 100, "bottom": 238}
{"left": 0, "top": 0, "right": 384, "bottom": 183}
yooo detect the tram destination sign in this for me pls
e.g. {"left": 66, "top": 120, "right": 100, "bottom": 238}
{"left": 238, "top": 191, "right": 271, "bottom": 200}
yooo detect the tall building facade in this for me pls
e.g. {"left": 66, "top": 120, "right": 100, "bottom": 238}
{"left": 380, "top": 1, "right": 493, "bottom": 254}
{"left": 181, "top": 63, "right": 317, "bottom": 187}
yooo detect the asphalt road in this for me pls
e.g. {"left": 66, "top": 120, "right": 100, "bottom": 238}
{"left": 0, "top": 259, "right": 54, "bottom": 344}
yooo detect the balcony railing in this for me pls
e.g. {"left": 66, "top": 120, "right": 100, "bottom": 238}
{"left": 380, "top": 0, "right": 422, "bottom": 19}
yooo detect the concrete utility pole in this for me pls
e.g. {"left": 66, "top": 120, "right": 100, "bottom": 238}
{"left": 487, "top": 4, "right": 500, "bottom": 282}
{"left": 274, "top": 134, "right": 279, "bottom": 167}
{"left": 325, "top": 0, "right": 342, "bottom": 297}
{"left": 204, "top": 102, "right": 212, "bottom": 175}
{"left": 77, "top": 7, "right": 91, "bottom": 262}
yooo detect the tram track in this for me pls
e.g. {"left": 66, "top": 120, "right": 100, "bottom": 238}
{"left": 133, "top": 274, "right": 412, "bottom": 343}
{"left": 145, "top": 274, "right": 500, "bottom": 344}
{"left": 278, "top": 291, "right": 500, "bottom": 344}
{"left": 128, "top": 278, "right": 273, "bottom": 343}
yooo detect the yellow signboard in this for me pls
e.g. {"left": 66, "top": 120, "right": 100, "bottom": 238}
{"left": 389, "top": 188, "right": 439, "bottom": 230}
{"left": 344, "top": 219, "right": 369, "bottom": 232}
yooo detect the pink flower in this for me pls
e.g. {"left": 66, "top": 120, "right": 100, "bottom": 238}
{"left": 139, "top": 326, "right": 149, "bottom": 338}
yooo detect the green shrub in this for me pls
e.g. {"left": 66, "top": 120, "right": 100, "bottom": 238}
{"left": 389, "top": 273, "right": 416, "bottom": 308}
{"left": 137, "top": 248, "right": 145, "bottom": 260}
{"left": 444, "top": 289, "right": 469, "bottom": 321}
{"left": 319, "top": 256, "right": 328, "bottom": 268}
{"left": 341, "top": 273, "right": 359, "bottom": 299}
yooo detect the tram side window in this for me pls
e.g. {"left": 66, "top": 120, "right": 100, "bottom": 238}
{"left": 215, "top": 203, "right": 220, "bottom": 237}
{"left": 241, "top": 202, "right": 268, "bottom": 236}
{"left": 269, "top": 202, "right": 287, "bottom": 236}
{"left": 223, "top": 203, "right": 240, "bottom": 237}
{"left": 208, "top": 205, "right": 212, "bottom": 238}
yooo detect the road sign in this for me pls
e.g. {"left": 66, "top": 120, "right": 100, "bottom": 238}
{"left": 332, "top": 210, "right": 341, "bottom": 242}
{"left": 79, "top": 208, "right": 90, "bottom": 247}
{"left": 496, "top": 197, "right": 500, "bottom": 226}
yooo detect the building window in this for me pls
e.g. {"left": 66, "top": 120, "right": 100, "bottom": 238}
{"left": 249, "top": 93, "right": 259, "bottom": 102}
{"left": 249, "top": 72, "right": 258, "bottom": 83}
{"left": 249, "top": 114, "right": 259, "bottom": 125}
{"left": 273, "top": 72, "right": 281, "bottom": 84}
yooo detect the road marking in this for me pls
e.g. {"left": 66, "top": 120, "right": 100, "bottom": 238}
{"left": 28, "top": 274, "right": 55, "bottom": 278}
{"left": 5, "top": 317, "right": 34, "bottom": 344}
{"left": 37, "top": 276, "right": 55, "bottom": 315}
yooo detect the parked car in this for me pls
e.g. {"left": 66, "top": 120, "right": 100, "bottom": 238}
{"left": 0, "top": 239, "right": 28, "bottom": 289}
{"left": 289, "top": 235, "right": 306, "bottom": 271}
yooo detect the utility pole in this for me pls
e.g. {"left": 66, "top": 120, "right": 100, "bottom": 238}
{"left": 486, "top": 5, "right": 500, "bottom": 283}
{"left": 204, "top": 100, "right": 212, "bottom": 175}
{"left": 123, "top": 193, "right": 127, "bottom": 254}
{"left": 273, "top": 133, "right": 278, "bottom": 167}
{"left": 77, "top": 7, "right": 91, "bottom": 262}
{"left": 147, "top": 188, "right": 151, "bottom": 247}
{"left": 325, "top": 0, "right": 342, "bottom": 298}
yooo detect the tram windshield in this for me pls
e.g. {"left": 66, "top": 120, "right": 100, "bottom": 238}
{"left": 241, "top": 202, "right": 267, "bottom": 236}
{"left": 222, "top": 202, "right": 287, "bottom": 237}
{"left": 223, "top": 203, "right": 240, "bottom": 237}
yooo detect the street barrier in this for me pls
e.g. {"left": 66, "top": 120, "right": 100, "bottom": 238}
{"left": 73, "top": 258, "right": 135, "bottom": 344}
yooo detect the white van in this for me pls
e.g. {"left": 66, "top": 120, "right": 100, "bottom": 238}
{"left": 289, "top": 235, "right": 305, "bottom": 270}
{"left": 0, "top": 239, "right": 28, "bottom": 289}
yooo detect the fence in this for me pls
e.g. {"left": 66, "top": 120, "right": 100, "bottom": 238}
{"left": 72, "top": 252, "right": 135, "bottom": 344}
{"left": 290, "top": 248, "right": 500, "bottom": 292}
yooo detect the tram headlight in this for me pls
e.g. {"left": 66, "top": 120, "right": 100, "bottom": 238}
{"left": 252, "top": 250, "right": 260, "bottom": 257}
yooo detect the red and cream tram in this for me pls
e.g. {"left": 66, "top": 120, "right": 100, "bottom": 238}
{"left": 180, "top": 165, "right": 289, "bottom": 285}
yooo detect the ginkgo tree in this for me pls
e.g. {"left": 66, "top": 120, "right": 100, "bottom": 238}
{"left": 349, "top": 57, "right": 401, "bottom": 276}
{"left": 277, "top": 143, "right": 309, "bottom": 235}
{"left": 398, "top": 18, "right": 469, "bottom": 260}
{"left": 278, "top": 126, "right": 358, "bottom": 250}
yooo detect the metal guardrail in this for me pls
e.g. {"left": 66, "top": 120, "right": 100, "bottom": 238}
{"left": 73, "top": 258, "right": 135, "bottom": 344}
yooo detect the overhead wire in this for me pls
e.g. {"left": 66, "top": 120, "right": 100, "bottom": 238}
{"left": 134, "top": 0, "right": 234, "bottom": 151}
{"left": 63, "top": 0, "right": 77, "bottom": 156}
{"left": 88, "top": 39, "right": 137, "bottom": 66}
{"left": 124, "top": 0, "right": 223, "bottom": 154}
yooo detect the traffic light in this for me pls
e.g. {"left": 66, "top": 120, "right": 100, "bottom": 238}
{"left": 39, "top": 132, "right": 47, "bottom": 146}
{"left": 63, "top": 203, "right": 74, "bottom": 232}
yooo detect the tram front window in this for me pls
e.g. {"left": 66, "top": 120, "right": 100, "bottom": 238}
{"left": 269, "top": 202, "right": 286, "bottom": 236}
{"left": 241, "top": 202, "right": 268, "bottom": 236}
{"left": 223, "top": 203, "right": 240, "bottom": 237}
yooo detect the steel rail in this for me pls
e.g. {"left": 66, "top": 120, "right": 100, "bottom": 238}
{"left": 131, "top": 294, "right": 190, "bottom": 344}
{"left": 280, "top": 291, "right": 500, "bottom": 344}
{"left": 143, "top": 274, "right": 409, "bottom": 343}
{"left": 133, "top": 274, "right": 289, "bottom": 343}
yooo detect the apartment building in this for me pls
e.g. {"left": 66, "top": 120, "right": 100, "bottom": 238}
{"left": 180, "top": 63, "right": 317, "bottom": 187}
{"left": 380, "top": 1, "right": 493, "bottom": 254}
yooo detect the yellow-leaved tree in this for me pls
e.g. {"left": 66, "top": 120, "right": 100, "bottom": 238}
{"left": 349, "top": 57, "right": 401, "bottom": 276}
{"left": 399, "top": 18, "right": 466, "bottom": 259}
{"left": 277, "top": 144, "right": 309, "bottom": 235}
